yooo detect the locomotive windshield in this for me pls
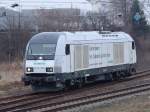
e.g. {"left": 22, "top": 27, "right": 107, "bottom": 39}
{"left": 27, "top": 43, "right": 56, "bottom": 60}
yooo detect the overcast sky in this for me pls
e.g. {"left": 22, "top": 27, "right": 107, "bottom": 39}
{"left": 0, "top": 0, "right": 92, "bottom": 11}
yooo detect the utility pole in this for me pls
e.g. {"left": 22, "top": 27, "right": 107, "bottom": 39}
{"left": 124, "top": 0, "right": 127, "bottom": 24}
{"left": 11, "top": 3, "right": 21, "bottom": 58}
{"left": 123, "top": 0, "right": 128, "bottom": 30}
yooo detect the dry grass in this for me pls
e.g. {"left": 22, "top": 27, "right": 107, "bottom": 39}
{"left": 0, "top": 62, "right": 23, "bottom": 86}
{"left": 0, "top": 62, "right": 26, "bottom": 96}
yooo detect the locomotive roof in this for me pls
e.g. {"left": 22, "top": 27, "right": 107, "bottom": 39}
{"left": 67, "top": 31, "right": 134, "bottom": 42}
{"left": 29, "top": 32, "right": 65, "bottom": 44}
{"left": 29, "top": 31, "right": 134, "bottom": 44}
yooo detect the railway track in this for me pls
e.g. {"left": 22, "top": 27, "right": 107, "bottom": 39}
{"left": 0, "top": 93, "right": 48, "bottom": 106}
{"left": 6, "top": 79, "right": 150, "bottom": 112}
{"left": 0, "top": 70, "right": 150, "bottom": 112}
{"left": 37, "top": 82, "right": 150, "bottom": 112}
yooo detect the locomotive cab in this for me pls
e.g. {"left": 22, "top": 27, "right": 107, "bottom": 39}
{"left": 25, "top": 43, "right": 56, "bottom": 74}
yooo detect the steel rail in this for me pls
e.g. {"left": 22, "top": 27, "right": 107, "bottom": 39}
{"left": 37, "top": 83, "right": 150, "bottom": 112}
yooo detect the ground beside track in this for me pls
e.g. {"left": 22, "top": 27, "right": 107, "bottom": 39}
{"left": 76, "top": 90, "right": 150, "bottom": 112}
{"left": 0, "top": 81, "right": 32, "bottom": 97}
{"left": 0, "top": 63, "right": 32, "bottom": 97}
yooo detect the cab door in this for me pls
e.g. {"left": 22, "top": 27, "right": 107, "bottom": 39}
{"left": 131, "top": 41, "right": 136, "bottom": 63}
{"left": 69, "top": 44, "right": 75, "bottom": 73}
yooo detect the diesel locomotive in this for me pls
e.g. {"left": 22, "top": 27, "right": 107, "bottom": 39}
{"left": 22, "top": 31, "right": 136, "bottom": 91}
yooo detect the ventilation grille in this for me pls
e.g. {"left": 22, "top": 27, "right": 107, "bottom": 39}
{"left": 74, "top": 45, "right": 89, "bottom": 70}
{"left": 113, "top": 43, "right": 124, "bottom": 64}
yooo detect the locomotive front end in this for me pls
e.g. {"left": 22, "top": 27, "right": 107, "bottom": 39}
{"left": 22, "top": 33, "right": 64, "bottom": 91}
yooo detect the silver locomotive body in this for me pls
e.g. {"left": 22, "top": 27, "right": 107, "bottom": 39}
{"left": 22, "top": 31, "right": 136, "bottom": 91}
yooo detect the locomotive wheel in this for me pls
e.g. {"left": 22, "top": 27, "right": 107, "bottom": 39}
{"left": 130, "top": 68, "right": 136, "bottom": 75}
{"left": 105, "top": 73, "right": 113, "bottom": 81}
{"left": 75, "top": 78, "right": 83, "bottom": 88}
{"left": 120, "top": 72, "right": 126, "bottom": 78}
{"left": 78, "top": 79, "right": 83, "bottom": 88}
{"left": 113, "top": 72, "right": 121, "bottom": 81}
{"left": 63, "top": 84, "right": 69, "bottom": 92}
{"left": 64, "top": 80, "right": 72, "bottom": 91}
{"left": 112, "top": 74, "right": 117, "bottom": 81}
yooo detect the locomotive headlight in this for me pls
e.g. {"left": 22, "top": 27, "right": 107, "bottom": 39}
{"left": 26, "top": 67, "right": 33, "bottom": 72}
{"left": 46, "top": 67, "right": 53, "bottom": 72}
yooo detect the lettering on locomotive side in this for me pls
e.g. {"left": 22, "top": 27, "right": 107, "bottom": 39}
{"left": 33, "top": 62, "right": 46, "bottom": 65}
{"left": 89, "top": 46, "right": 111, "bottom": 59}
{"left": 90, "top": 47, "right": 100, "bottom": 51}
{"left": 89, "top": 54, "right": 111, "bottom": 59}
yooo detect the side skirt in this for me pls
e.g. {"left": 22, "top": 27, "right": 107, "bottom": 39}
{"left": 59, "top": 64, "right": 136, "bottom": 84}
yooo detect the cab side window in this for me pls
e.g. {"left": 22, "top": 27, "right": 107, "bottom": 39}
{"left": 132, "top": 42, "right": 135, "bottom": 50}
{"left": 65, "top": 44, "right": 70, "bottom": 55}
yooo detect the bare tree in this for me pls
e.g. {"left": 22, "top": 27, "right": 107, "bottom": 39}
{"left": 34, "top": 8, "right": 82, "bottom": 32}
{"left": 111, "top": 0, "right": 134, "bottom": 31}
{"left": 82, "top": 10, "right": 113, "bottom": 31}
{"left": 0, "top": 10, "right": 32, "bottom": 62}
